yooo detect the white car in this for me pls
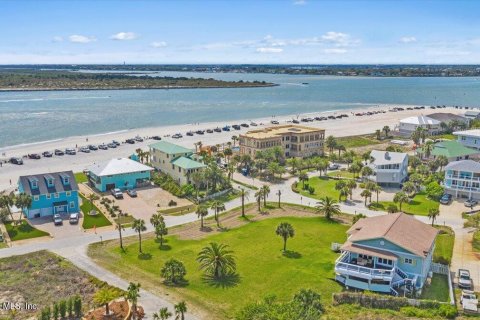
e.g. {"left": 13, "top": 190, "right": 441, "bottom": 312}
{"left": 69, "top": 213, "right": 79, "bottom": 224}
{"left": 328, "top": 163, "right": 340, "bottom": 170}
{"left": 461, "top": 290, "right": 478, "bottom": 313}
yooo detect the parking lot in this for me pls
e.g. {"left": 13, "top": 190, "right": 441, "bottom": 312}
{"left": 104, "top": 186, "right": 193, "bottom": 221}
{"left": 30, "top": 212, "right": 84, "bottom": 238}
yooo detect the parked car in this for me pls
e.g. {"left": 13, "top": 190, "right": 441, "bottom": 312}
{"left": 214, "top": 127, "right": 222, "bottom": 132}
{"left": 134, "top": 136, "right": 144, "bottom": 142}
{"left": 240, "top": 123, "right": 249, "bottom": 128}
{"left": 79, "top": 146, "right": 90, "bottom": 153}
{"left": 126, "top": 138, "right": 136, "bottom": 144}
{"left": 465, "top": 199, "right": 478, "bottom": 208}
{"left": 65, "top": 148, "right": 76, "bottom": 155}
{"left": 250, "top": 122, "right": 258, "bottom": 126}
{"left": 292, "top": 119, "right": 300, "bottom": 124}
{"left": 111, "top": 188, "right": 123, "bottom": 199}
{"left": 328, "top": 163, "right": 340, "bottom": 170}
{"left": 151, "top": 135, "right": 162, "bottom": 140}
{"left": 440, "top": 194, "right": 452, "bottom": 205}
{"left": 9, "top": 157, "right": 23, "bottom": 165}
{"left": 458, "top": 269, "right": 473, "bottom": 289}
{"left": 461, "top": 290, "right": 478, "bottom": 313}
{"left": 222, "top": 126, "right": 231, "bottom": 131}
{"left": 107, "top": 142, "right": 117, "bottom": 148}
{"left": 53, "top": 214, "right": 63, "bottom": 226}
{"left": 206, "top": 129, "right": 214, "bottom": 133}
{"left": 54, "top": 149, "right": 64, "bottom": 156}
{"left": 196, "top": 130, "right": 205, "bottom": 135}
{"left": 42, "top": 151, "right": 53, "bottom": 158}
{"left": 112, "top": 140, "right": 121, "bottom": 146}
{"left": 127, "top": 189, "right": 137, "bottom": 197}
{"left": 88, "top": 144, "right": 98, "bottom": 151}
{"left": 28, "top": 153, "right": 41, "bottom": 159}
{"left": 271, "top": 120, "right": 279, "bottom": 124}
{"left": 232, "top": 125, "right": 241, "bottom": 130}
{"left": 172, "top": 133, "right": 183, "bottom": 139}
{"left": 69, "top": 213, "right": 79, "bottom": 224}
{"left": 184, "top": 132, "right": 193, "bottom": 137}
{"left": 98, "top": 144, "right": 108, "bottom": 150}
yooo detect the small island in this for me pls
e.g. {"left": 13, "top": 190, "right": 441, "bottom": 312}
{"left": 0, "top": 69, "right": 276, "bottom": 91}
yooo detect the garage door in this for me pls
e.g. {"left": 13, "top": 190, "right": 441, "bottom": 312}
{"left": 106, "top": 183, "right": 116, "bottom": 191}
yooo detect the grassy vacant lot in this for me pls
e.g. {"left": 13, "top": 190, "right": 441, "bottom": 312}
{"left": 88, "top": 215, "right": 348, "bottom": 319}
{"left": 4, "top": 221, "right": 49, "bottom": 241}
{"left": 74, "top": 172, "right": 88, "bottom": 183}
{"left": 420, "top": 274, "right": 450, "bottom": 302}
{"left": 298, "top": 176, "right": 342, "bottom": 200}
{"left": 336, "top": 135, "right": 383, "bottom": 148}
{"left": 433, "top": 226, "right": 455, "bottom": 265}
{"left": 432, "top": 133, "right": 456, "bottom": 140}
{"left": 79, "top": 194, "right": 111, "bottom": 229}
{"left": 0, "top": 251, "right": 124, "bottom": 320}
{"left": 373, "top": 192, "right": 440, "bottom": 216}
{"left": 327, "top": 170, "right": 355, "bottom": 179}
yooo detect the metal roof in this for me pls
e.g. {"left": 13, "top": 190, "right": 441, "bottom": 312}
{"left": 88, "top": 158, "right": 153, "bottom": 177}
{"left": 149, "top": 141, "right": 193, "bottom": 155}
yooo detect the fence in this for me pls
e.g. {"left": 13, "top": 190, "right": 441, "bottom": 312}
{"left": 430, "top": 262, "right": 455, "bottom": 305}
{"left": 199, "top": 188, "right": 233, "bottom": 202}
{"left": 332, "top": 292, "right": 446, "bottom": 310}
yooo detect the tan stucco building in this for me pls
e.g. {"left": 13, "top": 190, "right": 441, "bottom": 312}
{"left": 239, "top": 125, "right": 325, "bottom": 158}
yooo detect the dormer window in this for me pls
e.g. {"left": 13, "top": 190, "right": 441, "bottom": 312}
{"left": 60, "top": 173, "right": 70, "bottom": 185}
{"left": 45, "top": 174, "right": 55, "bottom": 187}
{"left": 28, "top": 177, "right": 39, "bottom": 189}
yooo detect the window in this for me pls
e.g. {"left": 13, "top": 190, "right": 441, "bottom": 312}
{"left": 46, "top": 194, "right": 51, "bottom": 199}
{"left": 54, "top": 193, "right": 59, "bottom": 198}
{"left": 404, "top": 258, "right": 413, "bottom": 264}
{"left": 69, "top": 201, "right": 75, "bottom": 209}
{"left": 34, "top": 195, "right": 39, "bottom": 201}
{"left": 66, "top": 191, "right": 71, "bottom": 197}
{"left": 31, "top": 181, "right": 38, "bottom": 188}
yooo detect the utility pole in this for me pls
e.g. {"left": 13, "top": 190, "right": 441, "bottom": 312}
{"left": 277, "top": 190, "right": 281, "bottom": 208}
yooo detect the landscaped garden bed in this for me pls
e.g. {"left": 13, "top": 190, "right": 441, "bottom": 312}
{"left": 80, "top": 194, "right": 112, "bottom": 229}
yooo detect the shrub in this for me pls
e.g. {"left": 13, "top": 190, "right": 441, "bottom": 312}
{"left": 161, "top": 259, "right": 187, "bottom": 285}
{"left": 387, "top": 204, "right": 398, "bottom": 213}
{"left": 168, "top": 200, "right": 177, "bottom": 207}
{"left": 59, "top": 300, "right": 67, "bottom": 318}
{"left": 425, "top": 181, "right": 444, "bottom": 200}
{"left": 308, "top": 186, "right": 315, "bottom": 194}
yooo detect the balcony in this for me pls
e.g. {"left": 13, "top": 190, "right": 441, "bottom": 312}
{"left": 334, "top": 252, "right": 395, "bottom": 280}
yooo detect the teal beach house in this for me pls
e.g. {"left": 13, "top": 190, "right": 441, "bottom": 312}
{"left": 334, "top": 213, "right": 438, "bottom": 296}
{"left": 18, "top": 171, "right": 79, "bottom": 219}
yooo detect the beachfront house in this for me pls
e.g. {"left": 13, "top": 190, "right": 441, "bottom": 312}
{"left": 444, "top": 160, "right": 480, "bottom": 200}
{"left": 239, "top": 124, "right": 325, "bottom": 158}
{"left": 149, "top": 141, "right": 206, "bottom": 185}
{"left": 453, "top": 129, "right": 480, "bottom": 150}
{"left": 334, "top": 213, "right": 437, "bottom": 296}
{"left": 87, "top": 158, "right": 153, "bottom": 192}
{"left": 368, "top": 150, "right": 408, "bottom": 186}
{"left": 417, "top": 140, "right": 479, "bottom": 162}
{"left": 427, "top": 112, "right": 470, "bottom": 127}
{"left": 17, "top": 171, "right": 79, "bottom": 219}
{"left": 465, "top": 110, "right": 480, "bottom": 120}
{"left": 398, "top": 115, "right": 441, "bottom": 135}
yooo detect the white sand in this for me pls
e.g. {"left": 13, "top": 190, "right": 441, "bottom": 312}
{"left": 0, "top": 105, "right": 463, "bottom": 191}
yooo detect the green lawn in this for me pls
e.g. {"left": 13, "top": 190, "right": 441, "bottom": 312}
{"left": 298, "top": 176, "right": 342, "bottom": 200}
{"left": 433, "top": 226, "right": 454, "bottom": 265}
{"left": 327, "top": 170, "right": 355, "bottom": 179}
{"left": 336, "top": 135, "right": 382, "bottom": 148}
{"left": 74, "top": 172, "right": 88, "bottom": 183}
{"left": 473, "top": 230, "right": 480, "bottom": 253}
{"left": 431, "top": 133, "right": 455, "bottom": 141}
{"left": 4, "top": 221, "right": 49, "bottom": 241}
{"left": 374, "top": 192, "right": 440, "bottom": 216}
{"left": 79, "top": 194, "right": 111, "bottom": 229}
{"left": 88, "top": 216, "right": 348, "bottom": 319}
{"left": 420, "top": 274, "right": 450, "bottom": 302}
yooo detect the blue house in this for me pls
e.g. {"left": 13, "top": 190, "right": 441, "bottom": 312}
{"left": 334, "top": 213, "right": 438, "bottom": 296}
{"left": 18, "top": 171, "right": 79, "bottom": 219}
{"left": 88, "top": 158, "right": 153, "bottom": 192}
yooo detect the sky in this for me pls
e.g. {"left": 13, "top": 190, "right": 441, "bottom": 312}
{"left": 1, "top": 0, "right": 480, "bottom": 64}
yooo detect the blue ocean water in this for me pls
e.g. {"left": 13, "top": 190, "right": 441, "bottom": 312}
{"left": 1, "top": 71, "right": 479, "bottom": 148}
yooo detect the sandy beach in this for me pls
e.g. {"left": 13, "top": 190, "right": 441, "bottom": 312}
{"left": 0, "top": 104, "right": 464, "bottom": 191}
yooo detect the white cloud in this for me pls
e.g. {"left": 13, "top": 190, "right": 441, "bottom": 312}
{"left": 256, "top": 47, "right": 283, "bottom": 53}
{"left": 68, "top": 35, "right": 96, "bottom": 43}
{"left": 323, "top": 48, "right": 347, "bottom": 54}
{"left": 150, "top": 41, "right": 167, "bottom": 48}
{"left": 111, "top": 32, "right": 138, "bottom": 41}
{"left": 321, "top": 32, "right": 354, "bottom": 46}
{"left": 293, "top": 0, "right": 307, "bottom": 5}
{"left": 52, "top": 36, "right": 63, "bottom": 42}
{"left": 399, "top": 36, "right": 417, "bottom": 43}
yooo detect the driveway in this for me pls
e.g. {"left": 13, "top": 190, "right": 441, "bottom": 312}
{"left": 30, "top": 213, "right": 84, "bottom": 238}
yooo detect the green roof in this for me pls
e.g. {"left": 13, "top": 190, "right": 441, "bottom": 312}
{"left": 149, "top": 141, "right": 193, "bottom": 155}
{"left": 430, "top": 140, "right": 479, "bottom": 158}
{"left": 171, "top": 156, "right": 206, "bottom": 170}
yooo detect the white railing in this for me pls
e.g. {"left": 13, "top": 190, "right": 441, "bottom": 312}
{"left": 446, "top": 174, "right": 480, "bottom": 181}
{"left": 335, "top": 261, "right": 395, "bottom": 278}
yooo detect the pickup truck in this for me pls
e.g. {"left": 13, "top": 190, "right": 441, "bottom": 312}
{"left": 458, "top": 269, "right": 474, "bottom": 289}
{"left": 111, "top": 188, "right": 124, "bottom": 199}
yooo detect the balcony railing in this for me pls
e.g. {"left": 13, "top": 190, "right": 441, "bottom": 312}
{"left": 446, "top": 174, "right": 480, "bottom": 181}
{"left": 335, "top": 252, "right": 395, "bottom": 278}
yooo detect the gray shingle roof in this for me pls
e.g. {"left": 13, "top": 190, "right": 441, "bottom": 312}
{"left": 445, "top": 160, "right": 480, "bottom": 172}
{"left": 19, "top": 171, "right": 78, "bottom": 196}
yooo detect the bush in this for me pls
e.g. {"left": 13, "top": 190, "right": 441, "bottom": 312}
{"left": 425, "top": 181, "right": 444, "bottom": 200}
{"left": 308, "top": 186, "right": 315, "bottom": 194}
{"left": 387, "top": 204, "right": 398, "bottom": 213}
{"left": 168, "top": 200, "right": 177, "bottom": 207}
{"left": 161, "top": 259, "right": 187, "bottom": 285}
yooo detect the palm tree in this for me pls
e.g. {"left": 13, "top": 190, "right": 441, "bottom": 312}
{"left": 196, "top": 205, "right": 209, "bottom": 229}
{"left": 0, "top": 191, "right": 16, "bottom": 222}
{"left": 261, "top": 185, "right": 270, "bottom": 207}
{"left": 372, "top": 184, "right": 382, "bottom": 203}
{"left": 315, "top": 196, "right": 341, "bottom": 220}
{"left": 336, "top": 144, "right": 346, "bottom": 158}
{"left": 423, "top": 141, "right": 434, "bottom": 159}
{"left": 155, "top": 221, "right": 168, "bottom": 248}
{"left": 348, "top": 161, "right": 362, "bottom": 179}
{"left": 115, "top": 220, "right": 125, "bottom": 251}
{"left": 298, "top": 171, "right": 309, "bottom": 189}
{"left": 346, "top": 179, "right": 357, "bottom": 200}
{"left": 254, "top": 190, "right": 263, "bottom": 211}
{"left": 325, "top": 135, "right": 337, "bottom": 153}
{"left": 287, "top": 157, "right": 300, "bottom": 175}
{"left": 93, "top": 288, "right": 117, "bottom": 316}
{"left": 382, "top": 125, "right": 391, "bottom": 138}
{"left": 231, "top": 135, "right": 238, "bottom": 147}
{"left": 239, "top": 188, "right": 248, "bottom": 218}
{"left": 375, "top": 129, "right": 381, "bottom": 140}
{"left": 360, "top": 166, "right": 373, "bottom": 182}
{"left": 402, "top": 181, "right": 416, "bottom": 196}
{"left": 360, "top": 189, "right": 372, "bottom": 206}
{"left": 87, "top": 192, "right": 100, "bottom": 211}
{"left": 197, "top": 242, "right": 236, "bottom": 278}
{"left": 153, "top": 307, "right": 172, "bottom": 320}
{"left": 132, "top": 219, "right": 147, "bottom": 253}
{"left": 174, "top": 301, "right": 187, "bottom": 320}
{"left": 190, "top": 171, "right": 203, "bottom": 200}
{"left": 362, "top": 151, "right": 371, "bottom": 165}
{"left": 15, "top": 193, "right": 32, "bottom": 223}
{"left": 393, "top": 191, "right": 409, "bottom": 212}
{"left": 210, "top": 200, "right": 226, "bottom": 227}
{"left": 276, "top": 222, "right": 295, "bottom": 252}
{"left": 428, "top": 208, "right": 440, "bottom": 226}
{"left": 126, "top": 282, "right": 141, "bottom": 319}
{"left": 150, "top": 213, "right": 164, "bottom": 230}
{"left": 436, "top": 155, "right": 448, "bottom": 170}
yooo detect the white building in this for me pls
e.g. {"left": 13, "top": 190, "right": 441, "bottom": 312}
{"left": 398, "top": 115, "right": 441, "bottom": 135}
{"left": 369, "top": 150, "right": 408, "bottom": 186}
{"left": 453, "top": 129, "right": 480, "bottom": 150}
